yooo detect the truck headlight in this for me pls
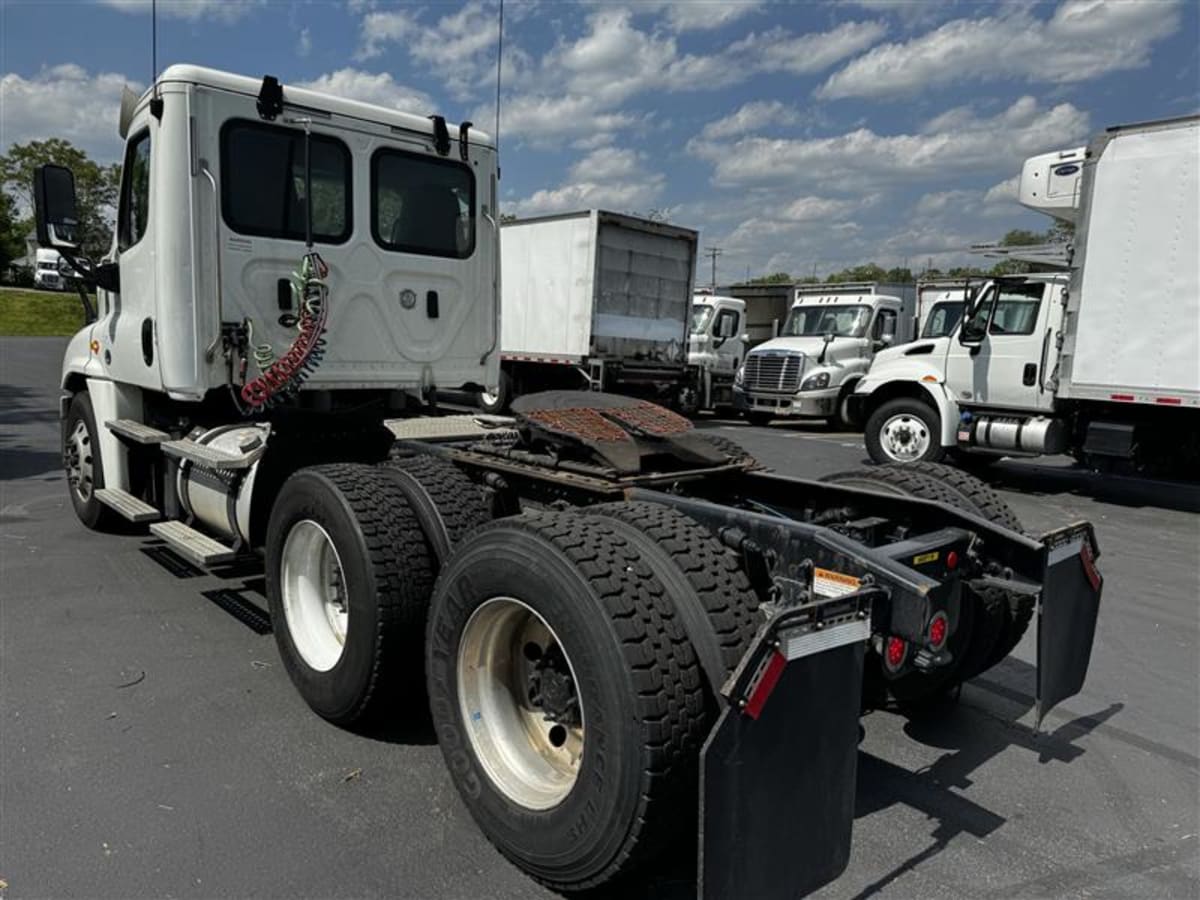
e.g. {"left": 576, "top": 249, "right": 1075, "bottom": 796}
{"left": 735, "top": 365, "right": 745, "bottom": 386}
{"left": 800, "top": 372, "right": 830, "bottom": 391}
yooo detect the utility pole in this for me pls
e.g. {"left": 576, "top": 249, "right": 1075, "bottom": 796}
{"left": 703, "top": 246, "right": 722, "bottom": 290}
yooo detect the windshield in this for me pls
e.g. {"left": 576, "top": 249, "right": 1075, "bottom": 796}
{"left": 921, "top": 302, "right": 963, "bottom": 338}
{"left": 782, "top": 304, "right": 871, "bottom": 338}
{"left": 690, "top": 306, "right": 714, "bottom": 334}
{"left": 38, "top": 262, "right": 57, "bottom": 270}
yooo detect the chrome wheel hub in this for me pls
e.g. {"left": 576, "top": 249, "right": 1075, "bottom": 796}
{"left": 880, "top": 413, "right": 931, "bottom": 462}
{"left": 65, "top": 419, "right": 94, "bottom": 502}
{"left": 280, "top": 520, "right": 349, "bottom": 672}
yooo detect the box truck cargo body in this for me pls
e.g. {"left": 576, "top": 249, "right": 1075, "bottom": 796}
{"left": 478, "top": 210, "right": 697, "bottom": 412}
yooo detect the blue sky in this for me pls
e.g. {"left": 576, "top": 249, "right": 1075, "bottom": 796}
{"left": 2, "top": 0, "right": 1197, "bottom": 280}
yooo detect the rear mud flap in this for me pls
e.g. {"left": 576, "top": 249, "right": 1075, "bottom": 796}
{"left": 700, "top": 594, "right": 873, "bottom": 900}
{"left": 1036, "top": 524, "right": 1103, "bottom": 727}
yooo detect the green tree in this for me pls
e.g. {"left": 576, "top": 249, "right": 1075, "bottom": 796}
{"left": 998, "top": 228, "right": 1043, "bottom": 247}
{"left": 0, "top": 139, "right": 120, "bottom": 259}
{"left": 748, "top": 271, "right": 793, "bottom": 284}
{"left": 0, "top": 190, "right": 27, "bottom": 275}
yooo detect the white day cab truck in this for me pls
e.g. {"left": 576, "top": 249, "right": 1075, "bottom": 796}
{"left": 33, "top": 247, "right": 72, "bottom": 290}
{"left": 734, "top": 282, "right": 916, "bottom": 427}
{"left": 855, "top": 116, "right": 1199, "bottom": 477}
{"left": 687, "top": 292, "right": 748, "bottom": 412}
{"left": 476, "top": 210, "right": 696, "bottom": 414}
{"left": 37, "top": 65, "right": 1104, "bottom": 899}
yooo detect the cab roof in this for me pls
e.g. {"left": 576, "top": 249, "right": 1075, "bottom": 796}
{"left": 150, "top": 64, "right": 494, "bottom": 149}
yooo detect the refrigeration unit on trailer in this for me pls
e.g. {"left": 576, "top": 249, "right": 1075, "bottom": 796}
{"left": 734, "top": 281, "right": 916, "bottom": 427}
{"left": 687, "top": 293, "right": 747, "bottom": 412}
{"left": 477, "top": 210, "right": 697, "bottom": 413}
{"left": 37, "top": 65, "right": 1103, "bottom": 900}
{"left": 855, "top": 116, "right": 1198, "bottom": 474}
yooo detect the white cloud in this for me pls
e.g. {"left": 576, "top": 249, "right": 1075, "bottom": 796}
{"left": 297, "top": 27, "right": 312, "bottom": 58}
{"left": 730, "top": 20, "right": 888, "bottom": 74}
{"left": 99, "top": 0, "right": 264, "bottom": 23}
{"left": 294, "top": 69, "right": 433, "bottom": 113}
{"left": 914, "top": 189, "right": 974, "bottom": 216}
{"left": 631, "top": 0, "right": 766, "bottom": 32}
{"left": 506, "top": 146, "right": 665, "bottom": 217}
{"left": 818, "top": 0, "right": 1181, "bottom": 100}
{"left": 487, "top": 9, "right": 885, "bottom": 146}
{"left": 692, "top": 96, "right": 1091, "bottom": 191}
{"left": 355, "top": 1, "right": 500, "bottom": 100}
{"left": 983, "top": 175, "right": 1020, "bottom": 206}
{"left": 0, "top": 65, "right": 138, "bottom": 161}
{"left": 701, "top": 100, "right": 801, "bottom": 140}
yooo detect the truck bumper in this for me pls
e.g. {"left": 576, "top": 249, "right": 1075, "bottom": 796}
{"left": 734, "top": 386, "right": 839, "bottom": 418}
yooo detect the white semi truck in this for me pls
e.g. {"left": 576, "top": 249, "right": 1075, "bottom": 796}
{"left": 36, "top": 64, "right": 1104, "bottom": 899}
{"left": 733, "top": 282, "right": 916, "bottom": 427}
{"left": 33, "top": 247, "right": 71, "bottom": 290}
{"left": 854, "top": 116, "right": 1199, "bottom": 476}
{"left": 477, "top": 210, "right": 696, "bottom": 413}
{"left": 687, "top": 293, "right": 747, "bottom": 412}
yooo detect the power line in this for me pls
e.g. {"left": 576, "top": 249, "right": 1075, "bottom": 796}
{"left": 703, "top": 246, "right": 722, "bottom": 289}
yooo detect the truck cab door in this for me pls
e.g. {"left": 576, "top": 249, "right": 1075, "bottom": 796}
{"left": 102, "top": 125, "right": 160, "bottom": 391}
{"left": 945, "top": 281, "right": 1053, "bottom": 411}
{"left": 713, "top": 305, "right": 743, "bottom": 374}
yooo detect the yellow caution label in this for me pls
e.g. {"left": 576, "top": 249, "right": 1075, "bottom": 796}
{"left": 913, "top": 551, "right": 939, "bottom": 565}
{"left": 813, "top": 567, "right": 862, "bottom": 598}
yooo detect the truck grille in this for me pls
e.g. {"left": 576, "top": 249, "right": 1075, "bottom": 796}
{"left": 743, "top": 352, "right": 804, "bottom": 393}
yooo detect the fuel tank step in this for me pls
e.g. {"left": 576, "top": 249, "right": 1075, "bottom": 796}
{"left": 105, "top": 419, "right": 170, "bottom": 444}
{"left": 161, "top": 438, "right": 258, "bottom": 470}
{"left": 95, "top": 488, "right": 160, "bottom": 523}
{"left": 150, "top": 520, "right": 238, "bottom": 567}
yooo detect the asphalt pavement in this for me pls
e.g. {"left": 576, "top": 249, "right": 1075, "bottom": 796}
{"left": 2, "top": 337, "right": 1198, "bottom": 899}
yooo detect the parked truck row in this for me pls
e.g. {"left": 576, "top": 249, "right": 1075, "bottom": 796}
{"left": 36, "top": 66, "right": 1103, "bottom": 899}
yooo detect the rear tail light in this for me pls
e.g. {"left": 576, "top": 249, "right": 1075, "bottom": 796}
{"left": 927, "top": 612, "right": 949, "bottom": 650}
{"left": 884, "top": 636, "right": 907, "bottom": 672}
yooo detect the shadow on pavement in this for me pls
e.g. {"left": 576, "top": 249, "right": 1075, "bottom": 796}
{"left": 0, "top": 382, "right": 62, "bottom": 481}
{"left": 983, "top": 460, "right": 1200, "bottom": 514}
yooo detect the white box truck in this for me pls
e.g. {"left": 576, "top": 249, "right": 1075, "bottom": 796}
{"left": 733, "top": 281, "right": 916, "bottom": 427}
{"left": 854, "top": 116, "right": 1199, "bottom": 476}
{"left": 477, "top": 210, "right": 697, "bottom": 412}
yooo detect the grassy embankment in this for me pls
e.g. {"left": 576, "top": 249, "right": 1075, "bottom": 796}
{"left": 0, "top": 287, "right": 88, "bottom": 336}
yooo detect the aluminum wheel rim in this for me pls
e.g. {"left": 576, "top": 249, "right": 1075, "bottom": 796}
{"left": 457, "top": 597, "right": 585, "bottom": 811}
{"left": 65, "top": 419, "right": 94, "bottom": 502}
{"left": 480, "top": 388, "right": 501, "bottom": 408}
{"left": 280, "top": 520, "right": 348, "bottom": 672}
{"left": 879, "top": 413, "right": 931, "bottom": 462}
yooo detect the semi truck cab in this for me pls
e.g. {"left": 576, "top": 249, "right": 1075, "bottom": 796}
{"left": 734, "top": 283, "right": 914, "bottom": 427}
{"left": 688, "top": 293, "right": 746, "bottom": 411}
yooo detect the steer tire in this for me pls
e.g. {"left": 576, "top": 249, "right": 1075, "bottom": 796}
{"left": 266, "top": 464, "right": 436, "bottom": 726}
{"left": 584, "top": 501, "right": 762, "bottom": 690}
{"left": 426, "top": 510, "right": 706, "bottom": 891}
{"left": 382, "top": 452, "right": 492, "bottom": 547}
{"left": 63, "top": 392, "right": 122, "bottom": 532}
{"left": 820, "top": 467, "right": 1003, "bottom": 703}
{"left": 477, "top": 369, "right": 512, "bottom": 414}
{"left": 864, "top": 397, "right": 944, "bottom": 464}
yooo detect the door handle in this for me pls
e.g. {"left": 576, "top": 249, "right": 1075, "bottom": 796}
{"left": 1023, "top": 363, "right": 1037, "bottom": 386}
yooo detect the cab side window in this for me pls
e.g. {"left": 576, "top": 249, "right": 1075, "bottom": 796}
{"left": 118, "top": 131, "right": 151, "bottom": 251}
{"left": 989, "top": 284, "right": 1043, "bottom": 335}
{"left": 873, "top": 308, "right": 897, "bottom": 339}
{"left": 715, "top": 308, "right": 739, "bottom": 338}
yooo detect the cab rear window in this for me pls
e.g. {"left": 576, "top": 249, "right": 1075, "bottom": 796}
{"left": 220, "top": 120, "right": 351, "bottom": 244}
{"left": 371, "top": 148, "right": 475, "bottom": 259}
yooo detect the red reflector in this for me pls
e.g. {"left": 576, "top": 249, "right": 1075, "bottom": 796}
{"left": 884, "top": 636, "right": 906, "bottom": 670}
{"left": 743, "top": 650, "right": 786, "bottom": 720}
{"left": 1155, "top": 397, "right": 1182, "bottom": 405}
{"left": 1110, "top": 394, "right": 1135, "bottom": 402}
{"left": 946, "top": 550, "right": 958, "bottom": 570}
{"left": 1080, "top": 540, "right": 1102, "bottom": 592}
{"left": 928, "top": 613, "right": 948, "bottom": 650}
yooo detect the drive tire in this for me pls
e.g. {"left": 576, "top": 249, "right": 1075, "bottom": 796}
{"left": 696, "top": 432, "right": 760, "bottom": 469}
{"left": 865, "top": 398, "right": 944, "bottom": 464}
{"left": 583, "top": 501, "right": 762, "bottom": 689}
{"left": 266, "top": 464, "right": 435, "bottom": 726}
{"left": 383, "top": 452, "right": 493, "bottom": 547}
{"left": 477, "top": 369, "right": 512, "bottom": 414}
{"left": 63, "top": 392, "right": 121, "bottom": 532}
{"left": 426, "top": 510, "right": 706, "bottom": 891}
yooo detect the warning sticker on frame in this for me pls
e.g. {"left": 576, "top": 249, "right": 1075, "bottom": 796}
{"left": 812, "top": 567, "right": 862, "bottom": 598}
